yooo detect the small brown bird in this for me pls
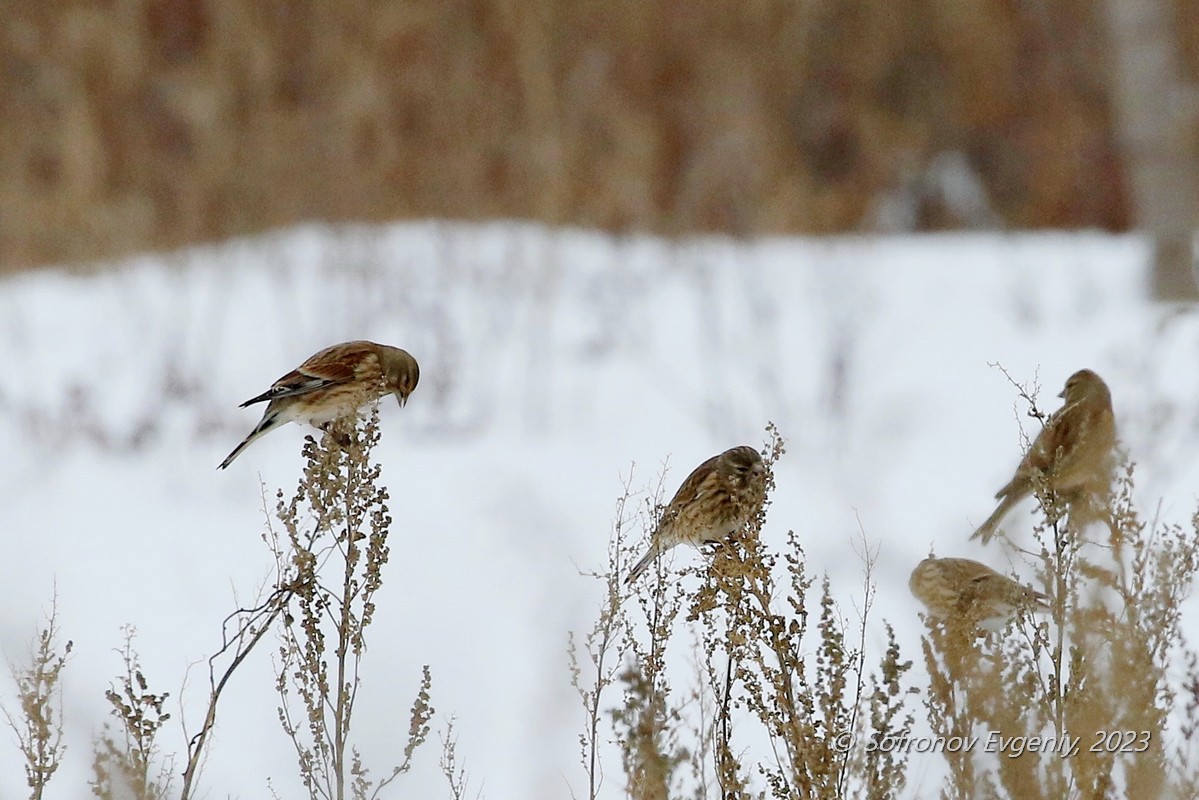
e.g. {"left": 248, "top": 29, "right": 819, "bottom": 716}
{"left": 219, "top": 340, "right": 419, "bottom": 469}
{"left": 626, "top": 445, "right": 767, "bottom": 584}
{"left": 972, "top": 369, "right": 1116, "bottom": 543}
{"left": 909, "top": 556, "right": 1049, "bottom": 632}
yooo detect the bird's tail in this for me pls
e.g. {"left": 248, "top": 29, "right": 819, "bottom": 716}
{"left": 218, "top": 412, "right": 282, "bottom": 470}
{"left": 625, "top": 544, "right": 661, "bottom": 585}
{"left": 970, "top": 493, "right": 1021, "bottom": 543}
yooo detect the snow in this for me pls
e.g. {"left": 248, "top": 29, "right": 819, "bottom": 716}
{"left": 1, "top": 221, "right": 1196, "bottom": 798}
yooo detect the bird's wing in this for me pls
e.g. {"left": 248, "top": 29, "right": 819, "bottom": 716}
{"left": 970, "top": 569, "right": 1047, "bottom": 608}
{"left": 1021, "top": 400, "right": 1084, "bottom": 474}
{"left": 938, "top": 558, "right": 999, "bottom": 588}
{"left": 297, "top": 341, "right": 377, "bottom": 384}
{"left": 651, "top": 452, "right": 721, "bottom": 536}
{"left": 665, "top": 453, "right": 721, "bottom": 509}
{"left": 239, "top": 342, "right": 378, "bottom": 407}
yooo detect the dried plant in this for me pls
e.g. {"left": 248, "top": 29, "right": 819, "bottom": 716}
{"left": 90, "top": 627, "right": 174, "bottom": 800}
{"left": 920, "top": 374, "right": 1199, "bottom": 799}
{"left": 2, "top": 597, "right": 71, "bottom": 800}
{"left": 576, "top": 423, "right": 916, "bottom": 799}
{"left": 612, "top": 470, "right": 692, "bottom": 800}
{"left": 270, "top": 405, "right": 434, "bottom": 800}
{"left": 689, "top": 428, "right": 915, "bottom": 800}
{"left": 7, "top": 400, "right": 440, "bottom": 798}
{"left": 438, "top": 717, "right": 478, "bottom": 800}
{"left": 569, "top": 470, "right": 640, "bottom": 800}
{"left": 180, "top": 580, "right": 294, "bottom": 799}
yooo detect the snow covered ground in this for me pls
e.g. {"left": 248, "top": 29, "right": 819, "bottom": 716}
{"left": 2, "top": 222, "right": 1198, "bottom": 798}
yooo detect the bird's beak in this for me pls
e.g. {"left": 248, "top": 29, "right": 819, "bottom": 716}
{"left": 1057, "top": 389, "right": 1066, "bottom": 399}
{"left": 397, "top": 393, "right": 408, "bottom": 408}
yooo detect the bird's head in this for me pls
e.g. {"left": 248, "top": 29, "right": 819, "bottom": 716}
{"left": 382, "top": 347, "right": 420, "bottom": 407}
{"left": 1058, "top": 368, "right": 1110, "bottom": 406}
{"left": 723, "top": 445, "right": 766, "bottom": 483}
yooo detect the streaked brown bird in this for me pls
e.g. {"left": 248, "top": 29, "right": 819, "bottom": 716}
{"left": 219, "top": 340, "right": 419, "bottom": 469}
{"left": 626, "top": 445, "right": 767, "bottom": 584}
{"left": 971, "top": 369, "right": 1116, "bottom": 543}
{"left": 909, "top": 556, "right": 1049, "bottom": 632}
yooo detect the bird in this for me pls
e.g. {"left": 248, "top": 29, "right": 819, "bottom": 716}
{"left": 218, "top": 340, "right": 419, "bottom": 469}
{"left": 971, "top": 368, "right": 1116, "bottom": 543}
{"left": 909, "top": 556, "right": 1050, "bottom": 633}
{"left": 626, "top": 445, "right": 767, "bottom": 584}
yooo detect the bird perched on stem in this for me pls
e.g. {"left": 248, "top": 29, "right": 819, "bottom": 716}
{"left": 626, "top": 445, "right": 767, "bottom": 584}
{"left": 219, "top": 340, "right": 419, "bottom": 469}
{"left": 971, "top": 369, "right": 1116, "bottom": 543}
{"left": 909, "top": 556, "right": 1049, "bottom": 633}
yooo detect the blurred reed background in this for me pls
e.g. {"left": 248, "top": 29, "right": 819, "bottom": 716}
{"left": 1, "top": 0, "right": 1196, "bottom": 284}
